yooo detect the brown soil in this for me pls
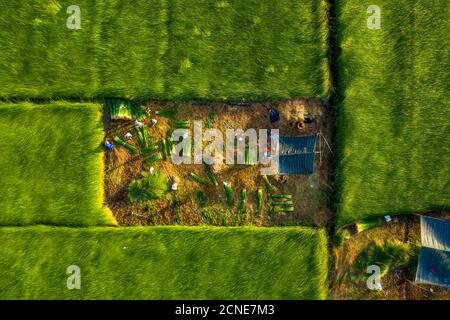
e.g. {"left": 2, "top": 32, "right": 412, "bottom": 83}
{"left": 104, "top": 98, "right": 333, "bottom": 227}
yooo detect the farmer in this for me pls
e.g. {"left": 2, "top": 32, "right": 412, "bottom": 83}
{"left": 104, "top": 141, "right": 114, "bottom": 150}
{"left": 124, "top": 132, "right": 132, "bottom": 141}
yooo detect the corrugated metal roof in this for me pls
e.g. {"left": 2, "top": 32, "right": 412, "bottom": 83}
{"left": 420, "top": 216, "right": 450, "bottom": 252}
{"left": 278, "top": 135, "right": 317, "bottom": 175}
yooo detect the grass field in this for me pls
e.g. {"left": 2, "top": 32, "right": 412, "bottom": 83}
{"left": 0, "top": 0, "right": 167, "bottom": 99}
{"left": 164, "top": 0, "right": 329, "bottom": 100}
{"left": 0, "top": 0, "right": 329, "bottom": 100}
{"left": 0, "top": 226, "right": 328, "bottom": 299}
{"left": 0, "top": 103, "right": 115, "bottom": 226}
{"left": 335, "top": 0, "right": 450, "bottom": 226}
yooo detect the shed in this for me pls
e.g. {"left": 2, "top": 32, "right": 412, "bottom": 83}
{"left": 415, "top": 216, "right": 450, "bottom": 288}
{"left": 277, "top": 135, "right": 317, "bottom": 175}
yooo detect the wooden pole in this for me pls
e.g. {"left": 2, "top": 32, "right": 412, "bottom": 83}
{"left": 320, "top": 132, "right": 334, "bottom": 156}
{"left": 318, "top": 133, "right": 322, "bottom": 164}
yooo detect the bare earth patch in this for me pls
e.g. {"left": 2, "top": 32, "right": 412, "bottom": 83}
{"left": 104, "top": 99, "right": 333, "bottom": 227}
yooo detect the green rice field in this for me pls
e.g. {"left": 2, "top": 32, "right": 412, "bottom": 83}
{"left": 1, "top": 0, "right": 448, "bottom": 301}
{"left": 335, "top": 0, "right": 450, "bottom": 226}
{"left": 164, "top": 0, "right": 329, "bottom": 100}
{"left": 0, "top": 226, "right": 328, "bottom": 299}
{"left": 0, "top": 0, "right": 329, "bottom": 100}
{"left": 0, "top": 102, "right": 115, "bottom": 226}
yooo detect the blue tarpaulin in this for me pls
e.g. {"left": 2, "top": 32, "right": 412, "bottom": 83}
{"left": 420, "top": 216, "right": 450, "bottom": 252}
{"left": 415, "top": 216, "right": 450, "bottom": 288}
{"left": 278, "top": 135, "right": 317, "bottom": 175}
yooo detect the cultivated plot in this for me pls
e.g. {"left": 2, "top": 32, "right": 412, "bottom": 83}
{"left": 0, "top": 226, "right": 328, "bottom": 299}
{"left": 104, "top": 99, "right": 333, "bottom": 227}
{"left": 335, "top": 0, "right": 450, "bottom": 226}
{"left": 0, "top": 103, "right": 115, "bottom": 226}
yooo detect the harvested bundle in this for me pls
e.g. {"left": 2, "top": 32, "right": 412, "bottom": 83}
{"left": 196, "top": 191, "right": 206, "bottom": 208}
{"left": 135, "top": 125, "right": 149, "bottom": 148}
{"left": 144, "top": 154, "right": 161, "bottom": 166}
{"left": 141, "top": 144, "right": 159, "bottom": 156}
{"left": 244, "top": 144, "right": 257, "bottom": 164}
{"left": 113, "top": 136, "right": 137, "bottom": 154}
{"left": 271, "top": 194, "right": 294, "bottom": 213}
{"left": 182, "top": 137, "right": 192, "bottom": 157}
{"left": 256, "top": 189, "right": 263, "bottom": 213}
{"left": 204, "top": 165, "right": 218, "bottom": 186}
{"left": 173, "top": 120, "right": 190, "bottom": 129}
{"left": 155, "top": 109, "right": 178, "bottom": 119}
{"left": 239, "top": 189, "right": 247, "bottom": 212}
{"left": 273, "top": 207, "right": 294, "bottom": 213}
{"left": 223, "top": 182, "right": 234, "bottom": 206}
{"left": 166, "top": 137, "right": 175, "bottom": 155}
{"left": 272, "top": 200, "right": 294, "bottom": 206}
{"left": 131, "top": 104, "right": 147, "bottom": 121}
{"left": 245, "top": 144, "right": 250, "bottom": 164}
{"left": 271, "top": 194, "right": 292, "bottom": 199}
{"left": 161, "top": 140, "right": 168, "bottom": 160}
{"left": 190, "top": 172, "right": 208, "bottom": 185}
{"left": 205, "top": 113, "right": 215, "bottom": 129}
{"left": 356, "top": 219, "right": 380, "bottom": 233}
{"left": 262, "top": 175, "right": 276, "bottom": 192}
{"left": 271, "top": 193, "right": 294, "bottom": 214}
{"left": 337, "top": 230, "right": 351, "bottom": 245}
{"left": 106, "top": 99, "right": 132, "bottom": 120}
